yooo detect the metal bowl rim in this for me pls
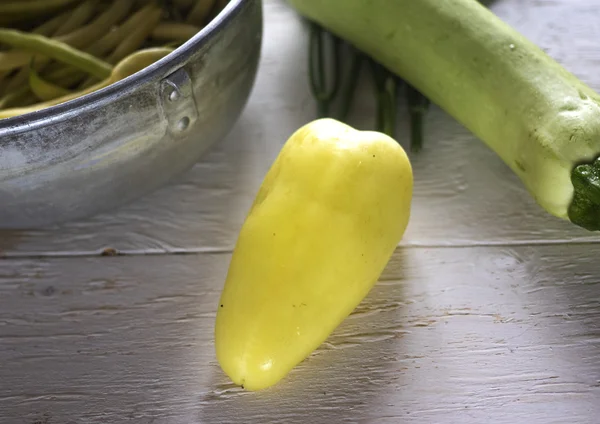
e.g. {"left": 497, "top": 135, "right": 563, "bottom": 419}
{"left": 0, "top": 0, "right": 247, "bottom": 138}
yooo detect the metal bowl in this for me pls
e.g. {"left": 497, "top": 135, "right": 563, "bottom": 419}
{"left": 0, "top": 0, "right": 263, "bottom": 229}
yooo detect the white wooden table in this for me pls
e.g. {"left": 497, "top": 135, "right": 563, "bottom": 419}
{"left": 1, "top": 1, "right": 599, "bottom": 423}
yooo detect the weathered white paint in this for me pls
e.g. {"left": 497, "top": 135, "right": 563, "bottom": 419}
{"left": 0, "top": 1, "right": 599, "bottom": 423}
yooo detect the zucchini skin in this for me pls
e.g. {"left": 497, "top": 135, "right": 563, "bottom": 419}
{"left": 288, "top": 0, "right": 600, "bottom": 225}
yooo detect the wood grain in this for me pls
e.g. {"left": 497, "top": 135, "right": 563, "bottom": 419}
{"left": 1, "top": 1, "right": 600, "bottom": 423}
{"left": 0, "top": 245, "right": 598, "bottom": 423}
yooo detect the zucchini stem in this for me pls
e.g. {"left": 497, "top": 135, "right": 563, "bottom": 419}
{"left": 569, "top": 158, "right": 600, "bottom": 231}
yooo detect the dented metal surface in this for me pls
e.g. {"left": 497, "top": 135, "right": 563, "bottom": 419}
{"left": 0, "top": 0, "right": 262, "bottom": 229}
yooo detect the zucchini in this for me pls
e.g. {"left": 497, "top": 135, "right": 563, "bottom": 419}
{"left": 288, "top": 0, "right": 600, "bottom": 231}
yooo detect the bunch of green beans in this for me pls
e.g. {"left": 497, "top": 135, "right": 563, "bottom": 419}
{"left": 306, "top": 0, "right": 495, "bottom": 152}
{"left": 307, "top": 23, "right": 430, "bottom": 153}
{"left": 0, "top": 0, "right": 230, "bottom": 119}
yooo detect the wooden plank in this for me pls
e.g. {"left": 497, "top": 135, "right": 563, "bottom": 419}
{"left": 0, "top": 244, "right": 598, "bottom": 423}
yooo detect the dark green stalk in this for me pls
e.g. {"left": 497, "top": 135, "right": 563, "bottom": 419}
{"left": 382, "top": 75, "right": 398, "bottom": 137}
{"left": 368, "top": 59, "right": 385, "bottom": 131}
{"left": 337, "top": 48, "right": 363, "bottom": 122}
{"left": 307, "top": 20, "right": 426, "bottom": 149}
{"left": 406, "top": 83, "right": 430, "bottom": 152}
{"left": 305, "top": 0, "right": 493, "bottom": 151}
{"left": 368, "top": 59, "right": 398, "bottom": 138}
{"left": 308, "top": 22, "right": 341, "bottom": 118}
{"left": 568, "top": 159, "right": 600, "bottom": 231}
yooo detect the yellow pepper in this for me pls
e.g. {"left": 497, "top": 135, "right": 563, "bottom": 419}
{"left": 214, "top": 118, "right": 413, "bottom": 391}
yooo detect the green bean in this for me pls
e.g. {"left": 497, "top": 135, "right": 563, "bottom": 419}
{"left": 0, "top": 13, "right": 66, "bottom": 94}
{"left": 108, "top": 48, "right": 174, "bottom": 81}
{"left": 44, "top": 67, "right": 86, "bottom": 90}
{"left": 0, "top": 51, "right": 33, "bottom": 72}
{"left": 0, "top": 47, "right": 173, "bottom": 119}
{"left": 6, "top": 59, "right": 83, "bottom": 96}
{"left": 0, "top": 0, "right": 82, "bottom": 14}
{"left": 215, "top": 0, "right": 230, "bottom": 14}
{"left": 44, "top": 0, "right": 132, "bottom": 87}
{"left": 1, "top": 3, "right": 107, "bottom": 91}
{"left": 308, "top": 22, "right": 341, "bottom": 118}
{"left": 405, "top": 83, "right": 430, "bottom": 152}
{"left": 86, "top": 3, "right": 157, "bottom": 58}
{"left": 79, "top": 5, "right": 161, "bottom": 88}
{"left": 0, "top": 73, "right": 10, "bottom": 97}
{"left": 202, "top": 0, "right": 230, "bottom": 25}
{"left": 0, "top": 85, "right": 31, "bottom": 109}
{"left": 107, "top": 7, "right": 162, "bottom": 64}
{"left": 4, "top": 56, "right": 41, "bottom": 91}
{"left": 15, "top": 92, "right": 38, "bottom": 108}
{"left": 151, "top": 22, "right": 200, "bottom": 42}
{"left": 338, "top": 49, "right": 364, "bottom": 122}
{"left": 381, "top": 75, "right": 398, "bottom": 138}
{"left": 0, "top": 29, "right": 112, "bottom": 79}
{"left": 4, "top": 67, "right": 29, "bottom": 92}
{"left": 369, "top": 59, "right": 399, "bottom": 137}
{"left": 173, "top": 0, "right": 194, "bottom": 12}
{"left": 0, "top": 10, "right": 74, "bottom": 75}
{"left": 56, "top": 0, "right": 134, "bottom": 49}
{"left": 53, "top": 0, "right": 97, "bottom": 37}
{"left": 32, "top": 11, "right": 70, "bottom": 35}
{"left": 186, "top": 0, "right": 216, "bottom": 26}
{"left": 0, "top": 0, "right": 83, "bottom": 26}
{"left": 0, "top": 0, "right": 232, "bottom": 117}
{"left": 35, "top": 56, "right": 93, "bottom": 90}
{"left": 28, "top": 59, "right": 72, "bottom": 101}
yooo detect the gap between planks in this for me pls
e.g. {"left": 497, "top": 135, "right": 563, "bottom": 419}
{"left": 2, "top": 238, "right": 600, "bottom": 260}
